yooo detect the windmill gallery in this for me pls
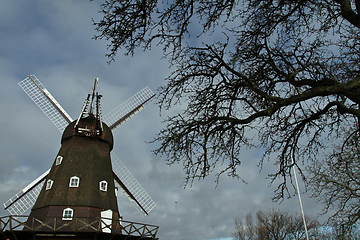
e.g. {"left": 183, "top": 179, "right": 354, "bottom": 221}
{"left": 0, "top": 76, "right": 159, "bottom": 240}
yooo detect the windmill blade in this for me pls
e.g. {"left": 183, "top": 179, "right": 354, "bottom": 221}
{"left": 113, "top": 172, "right": 148, "bottom": 215}
{"left": 111, "top": 152, "right": 156, "bottom": 216}
{"left": 103, "top": 86, "right": 155, "bottom": 131}
{"left": 3, "top": 169, "right": 50, "bottom": 215}
{"left": 18, "top": 75, "right": 73, "bottom": 132}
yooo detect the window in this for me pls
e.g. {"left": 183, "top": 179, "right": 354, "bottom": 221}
{"left": 69, "top": 176, "right": 80, "bottom": 187}
{"left": 99, "top": 180, "right": 108, "bottom": 192}
{"left": 55, "top": 156, "right": 63, "bottom": 166}
{"left": 62, "top": 208, "right": 73, "bottom": 220}
{"left": 46, "top": 179, "right": 53, "bottom": 190}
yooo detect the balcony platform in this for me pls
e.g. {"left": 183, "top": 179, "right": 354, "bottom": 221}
{"left": 0, "top": 215, "right": 159, "bottom": 240}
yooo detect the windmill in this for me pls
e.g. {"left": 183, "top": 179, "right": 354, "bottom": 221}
{"left": 3, "top": 75, "right": 156, "bottom": 221}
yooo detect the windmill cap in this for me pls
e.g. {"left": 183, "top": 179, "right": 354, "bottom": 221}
{"left": 61, "top": 115, "right": 114, "bottom": 150}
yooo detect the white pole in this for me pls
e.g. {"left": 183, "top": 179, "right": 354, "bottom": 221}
{"left": 291, "top": 154, "right": 309, "bottom": 240}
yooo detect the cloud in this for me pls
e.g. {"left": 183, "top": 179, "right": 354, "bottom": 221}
{"left": 0, "top": 1, "right": 329, "bottom": 240}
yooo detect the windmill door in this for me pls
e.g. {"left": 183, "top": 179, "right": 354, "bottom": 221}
{"left": 101, "top": 209, "right": 113, "bottom": 233}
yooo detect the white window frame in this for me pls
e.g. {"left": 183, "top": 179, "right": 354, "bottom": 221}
{"left": 55, "top": 156, "right": 63, "bottom": 166}
{"left": 99, "top": 180, "right": 108, "bottom": 192}
{"left": 62, "top": 208, "right": 74, "bottom": 220}
{"left": 69, "top": 176, "right": 80, "bottom": 187}
{"left": 45, "top": 179, "right": 54, "bottom": 190}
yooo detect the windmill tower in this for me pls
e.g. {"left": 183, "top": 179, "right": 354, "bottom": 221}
{"left": 1, "top": 76, "right": 159, "bottom": 239}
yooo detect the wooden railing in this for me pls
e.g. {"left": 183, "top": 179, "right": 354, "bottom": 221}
{"left": 0, "top": 215, "right": 158, "bottom": 239}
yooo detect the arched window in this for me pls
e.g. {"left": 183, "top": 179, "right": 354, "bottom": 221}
{"left": 45, "top": 179, "right": 53, "bottom": 190}
{"left": 62, "top": 208, "right": 73, "bottom": 220}
{"left": 55, "top": 156, "right": 63, "bottom": 166}
{"left": 69, "top": 176, "right": 80, "bottom": 187}
{"left": 99, "top": 180, "right": 108, "bottom": 192}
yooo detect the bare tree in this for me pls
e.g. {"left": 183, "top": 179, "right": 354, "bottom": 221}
{"left": 233, "top": 213, "right": 256, "bottom": 240}
{"left": 94, "top": 0, "right": 360, "bottom": 227}
{"left": 232, "top": 209, "right": 319, "bottom": 240}
{"left": 308, "top": 132, "right": 360, "bottom": 231}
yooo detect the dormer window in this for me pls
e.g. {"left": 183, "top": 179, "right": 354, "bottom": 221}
{"left": 55, "top": 156, "right": 63, "bottom": 166}
{"left": 63, "top": 208, "right": 74, "bottom": 220}
{"left": 45, "top": 179, "right": 54, "bottom": 190}
{"left": 99, "top": 180, "right": 108, "bottom": 192}
{"left": 69, "top": 176, "right": 80, "bottom": 187}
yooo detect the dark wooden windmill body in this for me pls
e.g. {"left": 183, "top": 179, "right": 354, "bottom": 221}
{"left": 28, "top": 116, "right": 120, "bottom": 229}
{"left": 0, "top": 76, "right": 159, "bottom": 240}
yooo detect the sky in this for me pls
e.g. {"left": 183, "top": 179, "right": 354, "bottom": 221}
{"left": 0, "top": 1, "right": 330, "bottom": 240}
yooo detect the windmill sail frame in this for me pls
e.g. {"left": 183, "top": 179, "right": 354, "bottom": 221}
{"left": 3, "top": 169, "right": 50, "bottom": 215}
{"left": 103, "top": 86, "right": 155, "bottom": 130}
{"left": 18, "top": 75, "right": 73, "bottom": 132}
{"left": 111, "top": 153, "right": 156, "bottom": 216}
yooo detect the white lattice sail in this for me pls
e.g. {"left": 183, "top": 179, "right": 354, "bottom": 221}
{"left": 4, "top": 169, "right": 49, "bottom": 215}
{"left": 111, "top": 153, "right": 156, "bottom": 216}
{"left": 103, "top": 86, "right": 155, "bottom": 130}
{"left": 18, "top": 75, "right": 73, "bottom": 132}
